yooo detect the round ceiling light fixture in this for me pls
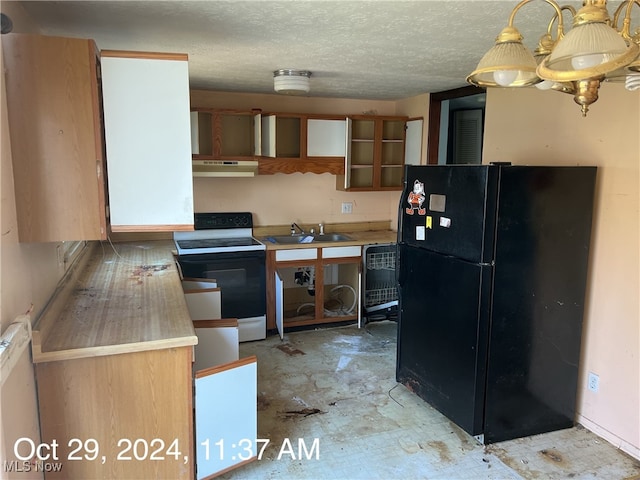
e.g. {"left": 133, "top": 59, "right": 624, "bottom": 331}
{"left": 273, "top": 69, "right": 311, "bottom": 94}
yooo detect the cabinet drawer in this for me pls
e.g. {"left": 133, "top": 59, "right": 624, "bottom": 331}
{"left": 275, "top": 248, "right": 318, "bottom": 261}
{"left": 322, "top": 246, "right": 362, "bottom": 259}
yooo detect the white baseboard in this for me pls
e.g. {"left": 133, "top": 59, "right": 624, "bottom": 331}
{"left": 577, "top": 414, "right": 640, "bottom": 461}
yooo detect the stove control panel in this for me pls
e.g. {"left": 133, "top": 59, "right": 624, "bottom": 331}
{"left": 194, "top": 212, "right": 253, "bottom": 230}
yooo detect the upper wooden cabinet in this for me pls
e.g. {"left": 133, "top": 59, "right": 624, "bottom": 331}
{"left": 187, "top": 109, "right": 422, "bottom": 179}
{"left": 191, "top": 108, "right": 262, "bottom": 159}
{"left": 101, "top": 51, "right": 194, "bottom": 232}
{"left": 337, "top": 116, "right": 423, "bottom": 191}
{"left": 261, "top": 113, "right": 302, "bottom": 158}
{"left": 259, "top": 113, "right": 345, "bottom": 175}
{"left": 3, "top": 34, "right": 109, "bottom": 242}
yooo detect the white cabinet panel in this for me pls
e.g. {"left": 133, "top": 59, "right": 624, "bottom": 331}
{"left": 405, "top": 118, "right": 424, "bottom": 165}
{"left": 261, "top": 115, "right": 276, "bottom": 157}
{"left": 195, "top": 357, "right": 257, "bottom": 479}
{"left": 184, "top": 288, "right": 222, "bottom": 320}
{"left": 193, "top": 320, "right": 239, "bottom": 371}
{"left": 182, "top": 278, "right": 217, "bottom": 289}
{"left": 322, "top": 246, "right": 362, "bottom": 259}
{"left": 307, "top": 119, "right": 347, "bottom": 157}
{"left": 101, "top": 54, "right": 194, "bottom": 231}
{"left": 275, "top": 248, "right": 318, "bottom": 261}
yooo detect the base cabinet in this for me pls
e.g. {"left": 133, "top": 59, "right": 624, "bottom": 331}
{"left": 268, "top": 246, "right": 362, "bottom": 336}
{"left": 35, "top": 348, "right": 194, "bottom": 479}
{"left": 35, "top": 345, "right": 258, "bottom": 480}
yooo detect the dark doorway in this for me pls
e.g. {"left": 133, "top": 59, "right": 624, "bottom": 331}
{"left": 427, "top": 86, "right": 486, "bottom": 165}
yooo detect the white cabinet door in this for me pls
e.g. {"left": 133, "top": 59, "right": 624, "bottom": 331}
{"left": 101, "top": 53, "right": 194, "bottom": 232}
{"left": 253, "top": 111, "right": 262, "bottom": 156}
{"left": 404, "top": 118, "right": 423, "bottom": 165}
{"left": 193, "top": 319, "right": 239, "bottom": 371}
{"left": 343, "top": 117, "right": 353, "bottom": 189}
{"left": 183, "top": 288, "right": 222, "bottom": 320}
{"left": 307, "top": 119, "right": 346, "bottom": 157}
{"left": 261, "top": 114, "right": 276, "bottom": 157}
{"left": 275, "top": 271, "right": 284, "bottom": 340}
{"left": 195, "top": 356, "right": 257, "bottom": 479}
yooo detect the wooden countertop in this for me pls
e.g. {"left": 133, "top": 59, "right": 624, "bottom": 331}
{"left": 32, "top": 241, "right": 197, "bottom": 363}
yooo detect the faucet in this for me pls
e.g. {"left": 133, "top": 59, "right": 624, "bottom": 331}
{"left": 319, "top": 223, "right": 325, "bottom": 235}
{"left": 291, "top": 222, "right": 305, "bottom": 235}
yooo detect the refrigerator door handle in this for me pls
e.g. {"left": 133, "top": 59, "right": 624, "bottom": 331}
{"left": 395, "top": 245, "right": 403, "bottom": 286}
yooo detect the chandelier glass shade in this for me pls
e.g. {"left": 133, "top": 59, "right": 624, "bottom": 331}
{"left": 467, "top": 0, "right": 640, "bottom": 116}
{"left": 468, "top": 26, "right": 540, "bottom": 87}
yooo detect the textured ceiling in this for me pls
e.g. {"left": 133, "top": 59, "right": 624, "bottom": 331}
{"left": 6, "top": 0, "right": 631, "bottom": 100}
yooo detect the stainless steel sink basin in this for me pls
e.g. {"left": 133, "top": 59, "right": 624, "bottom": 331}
{"left": 263, "top": 233, "right": 353, "bottom": 245}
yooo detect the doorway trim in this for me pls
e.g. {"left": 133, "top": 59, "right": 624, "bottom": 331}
{"left": 427, "top": 85, "right": 485, "bottom": 165}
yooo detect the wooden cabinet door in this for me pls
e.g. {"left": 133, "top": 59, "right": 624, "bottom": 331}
{"left": 35, "top": 348, "right": 194, "bottom": 480}
{"left": 101, "top": 51, "right": 194, "bottom": 232}
{"left": 195, "top": 356, "right": 257, "bottom": 479}
{"left": 3, "top": 34, "right": 108, "bottom": 242}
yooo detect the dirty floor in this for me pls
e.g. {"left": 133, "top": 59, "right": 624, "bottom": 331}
{"left": 224, "top": 321, "right": 640, "bottom": 480}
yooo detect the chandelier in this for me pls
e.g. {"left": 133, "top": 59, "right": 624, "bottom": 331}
{"left": 467, "top": 0, "right": 640, "bottom": 116}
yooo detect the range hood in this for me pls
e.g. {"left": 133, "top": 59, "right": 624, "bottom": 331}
{"left": 192, "top": 159, "right": 259, "bottom": 177}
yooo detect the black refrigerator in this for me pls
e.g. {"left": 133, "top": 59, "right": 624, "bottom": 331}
{"left": 396, "top": 164, "right": 596, "bottom": 444}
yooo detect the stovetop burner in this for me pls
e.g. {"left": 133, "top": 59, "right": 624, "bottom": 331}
{"left": 176, "top": 237, "right": 262, "bottom": 250}
{"left": 173, "top": 212, "right": 265, "bottom": 255}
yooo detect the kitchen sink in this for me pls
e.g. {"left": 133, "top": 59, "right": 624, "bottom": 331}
{"left": 263, "top": 233, "right": 353, "bottom": 245}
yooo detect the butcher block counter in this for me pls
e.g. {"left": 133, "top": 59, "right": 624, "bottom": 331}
{"left": 31, "top": 240, "right": 195, "bottom": 480}
{"left": 32, "top": 240, "right": 197, "bottom": 363}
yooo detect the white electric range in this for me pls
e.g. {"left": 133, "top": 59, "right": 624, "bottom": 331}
{"left": 174, "top": 212, "right": 266, "bottom": 342}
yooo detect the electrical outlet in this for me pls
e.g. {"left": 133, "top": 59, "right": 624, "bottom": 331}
{"left": 341, "top": 202, "right": 353, "bottom": 214}
{"left": 588, "top": 372, "right": 599, "bottom": 392}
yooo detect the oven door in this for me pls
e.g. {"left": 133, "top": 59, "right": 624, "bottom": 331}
{"left": 177, "top": 250, "right": 266, "bottom": 320}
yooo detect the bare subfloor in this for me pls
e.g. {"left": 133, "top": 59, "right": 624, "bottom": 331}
{"left": 224, "top": 321, "right": 640, "bottom": 480}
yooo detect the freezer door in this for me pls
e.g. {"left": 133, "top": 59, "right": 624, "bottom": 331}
{"left": 396, "top": 244, "right": 492, "bottom": 436}
{"left": 399, "top": 165, "right": 499, "bottom": 263}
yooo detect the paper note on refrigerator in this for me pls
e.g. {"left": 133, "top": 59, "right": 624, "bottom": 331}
{"left": 416, "top": 225, "right": 426, "bottom": 240}
{"left": 440, "top": 217, "right": 452, "bottom": 228}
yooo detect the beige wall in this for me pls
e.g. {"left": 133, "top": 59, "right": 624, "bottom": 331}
{"left": 483, "top": 82, "right": 640, "bottom": 458}
{"left": 1, "top": 4, "right": 53, "bottom": 478}
{"left": 190, "top": 90, "right": 429, "bottom": 228}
